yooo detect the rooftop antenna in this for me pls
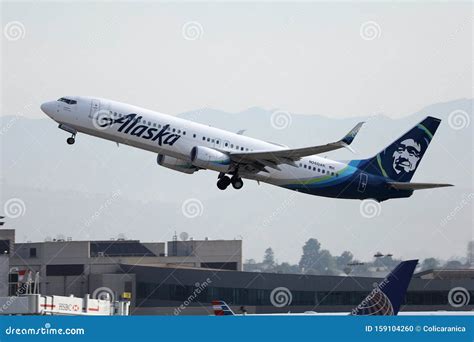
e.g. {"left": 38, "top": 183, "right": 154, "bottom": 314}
{"left": 179, "top": 232, "right": 189, "bottom": 241}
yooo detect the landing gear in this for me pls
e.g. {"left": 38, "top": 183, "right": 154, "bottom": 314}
{"left": 217, "top": 176, "right": 231, "bottom": 190}
{"left": 216, "top": 173, "right": 244, "bottom": 190}
{"left": 231, "top": 176, "right": 244, "bottom": 190}
{"left": 59, "top": 124, "right": 77, "bottom": 146}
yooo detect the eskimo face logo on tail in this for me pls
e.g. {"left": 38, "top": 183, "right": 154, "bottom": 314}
{"left": 93, "top": 113, "right": 181, "bottom": 146}
{"left": 392, "top": 138, "right": 421, "bottom": 174}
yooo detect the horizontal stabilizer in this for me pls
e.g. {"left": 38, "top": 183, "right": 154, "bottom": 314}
{"left": 388, "top": 182, "right": 453, "bottom": 191}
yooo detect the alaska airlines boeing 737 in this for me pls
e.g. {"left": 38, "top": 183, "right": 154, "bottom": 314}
{"left": 41, "top": 96, "right": 452, "bottom": 201}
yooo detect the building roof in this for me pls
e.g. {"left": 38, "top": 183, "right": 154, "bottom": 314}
{"left": 90, "top": 240, "right": 156, "bottom": 257}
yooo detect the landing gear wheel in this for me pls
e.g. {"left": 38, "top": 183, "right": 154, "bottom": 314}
{"left": 217, "top": 176, "right": 231, "bottom": 190}
{"left": 231, "top": 177, "right": 244, "bottom": 190}
{"left": 67, "top": 137, "right": 75, "bottom": 145}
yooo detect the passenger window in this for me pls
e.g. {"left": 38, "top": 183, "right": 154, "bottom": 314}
{"left": 211, "top": 139, "right": 215, "bottom": 143}
{"left": 203, "top": 137, "right": 206, "bottom": 141}
{"left": 183, "top": 131, "right": 186, "bottom": 135}
{"left": 231, "top": 144, "right": 234, "bottom": 148}
{"left": 193, "top": 134, "right": 196, "bottom": 138}
{"left": 207, "top": 138, "right": 210, "bottom": 142}
{"left": 304, "top": 165, "right": 307, "bottom": 169}
{"left": 225, "top": 143, "right": 228, "bottom": 146}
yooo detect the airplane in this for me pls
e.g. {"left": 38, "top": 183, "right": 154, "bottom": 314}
{"left": 212, "top": 260, "right": 472, "bottom": 316}
{"left": 40, "top": 96, "right": 452, "bottom": 201}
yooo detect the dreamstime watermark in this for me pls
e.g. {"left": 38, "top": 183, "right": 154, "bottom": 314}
{"left": 359, "top": 21, "right": 381, "bottom": 41}
{"left": 3, "top": 198, "right": 26, "bottom": 219}
{"left": 3, "top": 21, "right": 26, "bottom": 41}
{"left": 359, "top": 199, "right": 381, "bottom": 219}
{"left": 448, "top": 287, "right": 470, "bottom": 308}
{"left": 174, "top": 278, "right": 212, "bottom": 315}
{"left": 351, "top": 278, "right": 390, "bottom": 315}
{"left": 0, "top": 116, "right": 20, "bottom": 136}
{"left": 83, "top": 189, "right": 122, "bottom": 228}
{"left": 4, "top": 323, "right": 85, "bottom": 336}
{"left": 261, "top": 193, "right": 296, "bottom": 228}
{"left": 181, "top": 198, "right": 204, "bottom": 218}
{"left": 440, "top": 192, "right": 473, "bottom": 227}
{"left": 0, "top": 278, "right": 34, "bottom": 313}
{"left": 270, "top": 110, "right": 292, "bottom": 130}
{"left": 182, "top": 21, "right": 203, "bottom": 41}
{"left": 92, "top": 287, "right": 115, "bottom": 302}
{"left": 91, "top": 109, "right": 115, "bottom": 130}
{"left": 270, "top": 287, "right": 293, "bottom": 307}
{"left": 448, "top": 110, "right": 470, "bottom": 130}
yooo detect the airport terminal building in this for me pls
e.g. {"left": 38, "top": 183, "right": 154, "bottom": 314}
{"left": 1, "top": 229, "right": 473, "bottom": 315}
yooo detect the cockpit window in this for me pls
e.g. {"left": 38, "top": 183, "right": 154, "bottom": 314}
{"left": 58, "top": 97, "right": 77, "bottom": 105}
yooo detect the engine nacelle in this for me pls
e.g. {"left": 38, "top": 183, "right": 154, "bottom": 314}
{"left": 190, "top": 146, "right": 231, "bottom": 172}
{"left": 157, "top": 154, "right": 198, "bottom": 174}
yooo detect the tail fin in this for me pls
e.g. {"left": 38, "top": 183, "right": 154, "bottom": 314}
{"left": 212, "top": 300, "right": 235, "bottom": 316}
{"left": 359, "top": 117, "right": 441, "bottom": 182}
{"left": 350, "top": 260, "right": 418, "bottom": 316}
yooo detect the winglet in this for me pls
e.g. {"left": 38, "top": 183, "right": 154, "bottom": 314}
{"left": 212, "top": 300, "right": 235, "bottom": 316}
{"left": 341, "top": 122, "right": 364, "bottom": 145}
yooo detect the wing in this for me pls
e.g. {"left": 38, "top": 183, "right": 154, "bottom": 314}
{"left": 388, "top": 182, "right": 453, "bottom": 191}
{"left": 230, "top": 122, "right": 364, "bottom": 169}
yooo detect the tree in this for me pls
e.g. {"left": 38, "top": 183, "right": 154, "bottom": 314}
{"left": 420, "top": 258, "right": 440, "bottom": 271}
{"left": 336, "top": 251, "right": 354, "bottom": 269}
{"left": 262, "top": 247, "right": 275, "bottom": 271}
{"left": 467, "top": 241, "right": 474, "bottom": 267}
{"left": 444, "top": 260, "right": 464, "bottom": 269}
{"left": 316, "top": 249, "right": 337, "bottom": 275}
{"left": 299, "top": 238, "right": 321, "bottom": 273}
{"left": 275, "top": 262, "right": 300, "bottom": 274}
{"left": 245, "top": 258, "right": 257, "bottom": 265}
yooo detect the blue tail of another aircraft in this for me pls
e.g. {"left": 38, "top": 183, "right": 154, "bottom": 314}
{"left": 351, "top": 259, "right": 418, "bottom": 316}
{"left": 358, "top": 117, "right": 441, "bottom": 182}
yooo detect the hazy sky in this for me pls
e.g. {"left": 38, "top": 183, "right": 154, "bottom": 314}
{"left": 1, "top": 2, "right": 473, "bottom": 264}
{"left": 1, "top": 1, "right": 472, "bottom": 118}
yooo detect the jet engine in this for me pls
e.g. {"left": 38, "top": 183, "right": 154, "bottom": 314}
{"left": 190, "top": 146, "right": 231, "bottom": 173}
{"left": 157, "top": 154, "right": 198, "bottom": 174}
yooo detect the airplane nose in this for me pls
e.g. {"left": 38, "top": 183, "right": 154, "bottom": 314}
{"left": 40, "top": 101, "right": 55, "bottom": 117}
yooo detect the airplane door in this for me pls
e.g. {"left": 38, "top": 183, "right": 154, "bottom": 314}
{"left": 357, "top": 173, "right": 368, "bottom": 193}
{"left": 89, "top": 99, "right": 100, "bottom": 118}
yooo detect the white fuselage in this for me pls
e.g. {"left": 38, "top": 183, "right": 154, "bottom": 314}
{"left": 40, "top": 96, "right": 351, "bottom": 188}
